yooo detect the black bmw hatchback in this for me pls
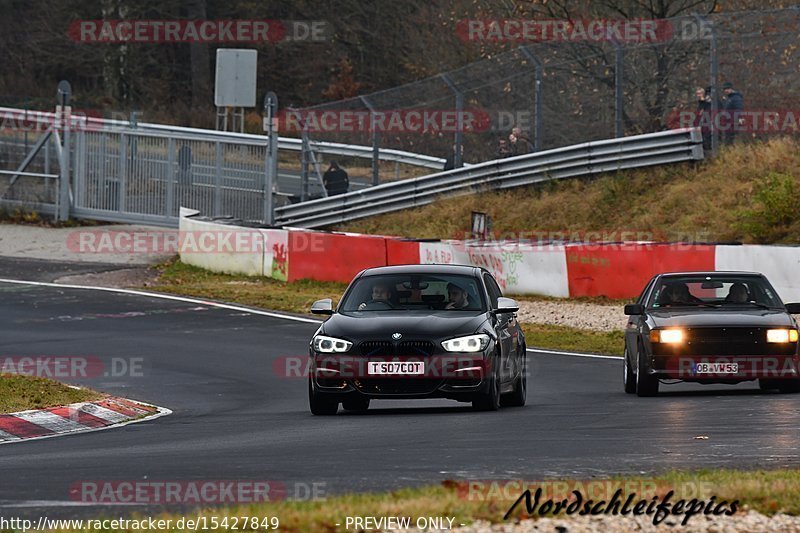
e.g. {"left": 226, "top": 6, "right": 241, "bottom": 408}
{"left": 307, "top": 264, "right": 527, "bottom": 414}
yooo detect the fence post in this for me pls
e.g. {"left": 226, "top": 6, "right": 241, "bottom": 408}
{"left": 56, "top": 81, "right": 71, "bottom": 221}
{"left": 440, "top": 74, "right": 463, "bottom": 168}
{"left": 519, "top": 46, "right": 543, "bottom": 151}
{"left": 166, "top": 137, "right": 175, "bottom": 218}
{"left": 360, "top": 96, "right": 380, "bottom": 185}
{"left": 613, "top": 40, "right": 624, "bottom": 138}
{"left": 263, "top": 92, "right": 278, "bottom": 225}
{"left": 214, "top": 141, "right": 222, "bottom": 217}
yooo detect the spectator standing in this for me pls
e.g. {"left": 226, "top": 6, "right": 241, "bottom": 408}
{"left": 720, "top": 82, "right": 743, "bottom": 145}
{"left": 322, "top": 161, "right": 349, "bottom": 196}
{"left": 509, "top": 126, "right": 534, "bottom": 155}
{"left": 695, "top": 86, "right": 713, "bottom": 151}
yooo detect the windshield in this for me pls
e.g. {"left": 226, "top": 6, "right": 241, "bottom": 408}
{"left": 339, "top": 274, "right": 486, "bottom": 312}
{"left": 648, "top": 275, "right": 783, "bottom": 309}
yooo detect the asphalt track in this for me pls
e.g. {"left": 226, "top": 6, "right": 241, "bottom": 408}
{"left": 0, "top": 261, "right": 799, "bottom": 518}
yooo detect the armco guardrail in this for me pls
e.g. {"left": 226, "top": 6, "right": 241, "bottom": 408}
{"left": 0, "top": 106, "right": 445, "bottom": 170}
{"left": 275, "top": 128, "right": 704, "bottom": 228}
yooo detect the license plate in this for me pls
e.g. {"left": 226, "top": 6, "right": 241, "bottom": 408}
{"left": 367, "top": 362, "right": 424, "bottom": 375}
{"left": 694, "top": 362, "right": 739, "bottom": 374}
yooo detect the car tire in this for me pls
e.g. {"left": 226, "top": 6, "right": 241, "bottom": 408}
{"left": 777, "top": 379, "right": 800, "bottom": 394}
{"left": 308, "top": 378, "right": 339, "bottom": 415}
{"left": 342, "top": 396, "right": 370, "bottom": 411}
{"left": 635, "top": 343, "right": 659, "bottom": 397}
{"left": 501, "top": 347, "right": 527, "bottom": 407}
{"left": 623, "top": 347, "right": 636, "bottom": 394}
{"left": 473, "top": 356, "right": 501, "bottom": 411}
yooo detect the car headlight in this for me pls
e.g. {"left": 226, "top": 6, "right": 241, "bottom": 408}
{"left": 766, "top": 329, "right": 799, "bottom": 343}
{"left": 649, "top": 329, "right": 684, "bottom": 344}
{"left": 441, "top": 334, "right": 491, "bottom": 353}
{"left": 312, "top": 335, "right": 353, "bottom": 353}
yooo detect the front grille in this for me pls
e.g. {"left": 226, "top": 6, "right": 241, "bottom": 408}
{"left": 359, "top": 341, "right": 393, "bottom": 356}
{"left": 359, "top": 340, "right": 436, "bottom": 356}
{"left": 398, "top": 341, "right": 436, "bottom": 356}
{"left": 653, "top": 327, "right": 796, "bottom": 356}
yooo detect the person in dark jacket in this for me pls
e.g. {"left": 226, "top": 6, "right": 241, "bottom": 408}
{"left": 508, "top": 126, "right": 534, "bottom": 156}
{"left": 322, "top": 161, "right": 349, "bottom": 196}
{"left": 720, "top": 82, "right": 743, "bottom": 145}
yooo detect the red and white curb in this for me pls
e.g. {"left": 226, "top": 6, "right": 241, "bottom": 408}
{"left": 0, "top": 396, "right": 171, "bottom": 444}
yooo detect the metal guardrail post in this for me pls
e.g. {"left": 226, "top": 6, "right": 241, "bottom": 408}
{"left": 360, "top": 96, "right": 381, "bottom": 185}
{"left": 440, "top": 74, "right": 463, "bottom": 168}
{"left": 519, "top": 46, "right": 543, "bottom": 151}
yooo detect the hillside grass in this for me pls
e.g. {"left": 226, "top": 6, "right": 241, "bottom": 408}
{"left": 336, "top": 138, "right": 800, "bottom": 244}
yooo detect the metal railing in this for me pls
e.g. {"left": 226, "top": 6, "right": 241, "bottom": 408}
{"left": 275, "top": 128, "right": 704, "bottom": 228}
{"left": 0, "top": 106, "right": 445, "bottom": 170}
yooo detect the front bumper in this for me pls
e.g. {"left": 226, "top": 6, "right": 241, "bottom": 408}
{"left": 647, "top": 354, "right": 800, "bottom": 381}
{"left": 309, "top": 351, "right": 492, "bottom": 399}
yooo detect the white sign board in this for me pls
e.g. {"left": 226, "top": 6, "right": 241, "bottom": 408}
{"left": 214, "top": 49, "right": 257, "bottom": 107}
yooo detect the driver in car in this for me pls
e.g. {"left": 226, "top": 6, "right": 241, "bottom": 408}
{"left": 445, "top": 282, "right": 470, "bottom": 309}
{"left": 358, "top": 282, "right": 393, "bottom": 310}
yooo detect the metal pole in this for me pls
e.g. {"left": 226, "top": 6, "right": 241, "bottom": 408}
{"left": 613, "top": 41, "right": 624, "bottom": 138}
{"left": 709, "top": 21, "right": 719, "bottom": 157}
{"left": 360, "top": 96, "right": 380, "bottom": 185}
{"left": 519, "top": 46, "right": 543, "bottom": 151}
{"left": 440, "top": 74, "right": 463, "bottom": 168}
{"left": 56, "top": 81, "right": 72, "bottom": 222}
{"left": 300, "top": 126, "right": 310, "bottom": 202}
{"left": 263, "top": 92, "right": 278, "bottom": 225}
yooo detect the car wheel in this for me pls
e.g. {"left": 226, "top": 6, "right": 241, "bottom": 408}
{"left": 635, "top": 342, "right": 659, "bottom": 397}
{"left": 623, "top": 346, "right": 636, "bottom": 394}
{"left": 777, "top": 379, "right": 800, "bottom": 394}
{"left": 308, "top": 378, "right": 339, "bottom": 415}
{"left": 501, "top": 347, "right": 527, "bottom": 407}
{"left": 342, "top": 396, "right": 370, "bottom": 411}
{"left": 473, "top": 355, "right": 501, "bottom": 411}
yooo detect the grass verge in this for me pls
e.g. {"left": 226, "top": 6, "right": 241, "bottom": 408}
{"left": 0, "top": 374, "right": 101, "bottom": 413}
{"left": 152, "top": 260, "right": 348, "bottom": 315}
{"left": 521, "top": 323, "right": 624, "bottom": 356}
{"left": 52, "top": 469, "right": 800, "bottom": 531}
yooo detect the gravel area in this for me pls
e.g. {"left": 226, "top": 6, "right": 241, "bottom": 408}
{"left": 456, "top": 511, "right": 800, "bottom": 532}
{"left": 516, "top": 300, "right": 627, "bottom": 332}
{"left": 55, "top": 267, "right": 161, "bottom": 288}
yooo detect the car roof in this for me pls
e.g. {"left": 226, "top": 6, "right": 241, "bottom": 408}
{"left": 359, "top": 264, "right": 482, "bottom": 277}
{"left": 658, "top": 271, "right": 764, "bottom": 278}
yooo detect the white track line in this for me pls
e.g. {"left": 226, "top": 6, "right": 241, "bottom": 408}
{"left": 527, "top": 347, "right": 620, "bottom": 360}
{"left": 0, "top": 278, "right": 322, "bottom": 324}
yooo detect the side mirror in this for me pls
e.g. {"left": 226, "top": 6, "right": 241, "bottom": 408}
{"left": 311, "top": 298, "right": 334, "bottom": 315}
{"left": 495, "top": 297, "right": 519, "bottom": 313}
{"left": 785, "top": 303, "right": 800, "bottom": 314}
{"left": 624, "top": 303, "right": 644, "bottom": 315}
